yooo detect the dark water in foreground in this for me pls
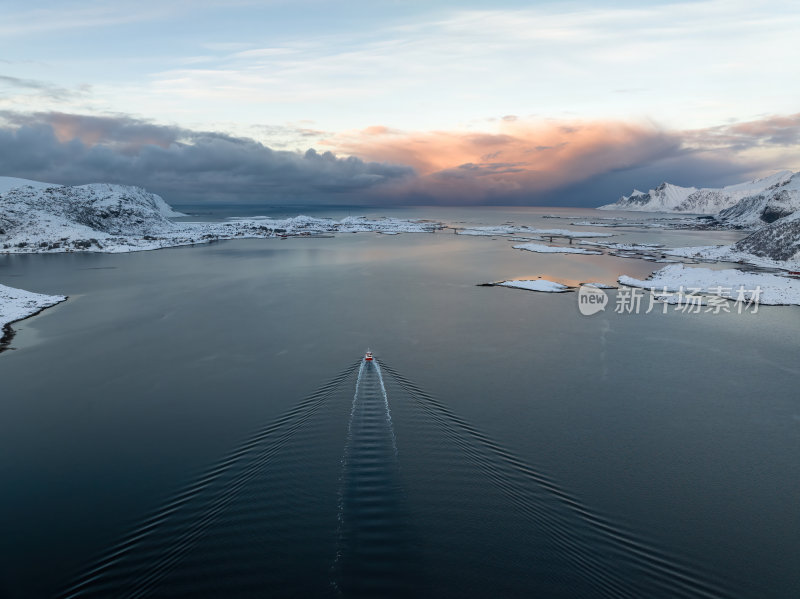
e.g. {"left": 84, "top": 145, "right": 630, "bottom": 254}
{"left": 1, "top": 208, "right": 798, "bottom": 597}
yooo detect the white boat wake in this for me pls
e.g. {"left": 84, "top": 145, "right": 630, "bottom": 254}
{"left": 332, "top": 353, "right": 415, "bottom": 597}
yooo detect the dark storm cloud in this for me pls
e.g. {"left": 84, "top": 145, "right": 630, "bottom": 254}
{"left": 0, "top": 111, "right": 796, "bottom": 207}
{"left": 531, "top": 152, "right": 768, "bottom": 207}
{"left": 0, "top": 110, "right": 178, "bottom": 149}
{"left": 0, "top": 112, "right": 415, "bottom": 204}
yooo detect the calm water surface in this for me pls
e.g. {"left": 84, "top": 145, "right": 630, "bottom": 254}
{"left": 1, "top": 208, "right": 798, "bottom": 598}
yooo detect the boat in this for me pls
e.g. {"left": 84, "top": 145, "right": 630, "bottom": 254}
{"left": 364, "top": 350, "right": 373, "bottom": 362}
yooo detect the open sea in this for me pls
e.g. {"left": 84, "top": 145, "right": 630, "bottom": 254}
{"left": 1, "top": 207, "right": 798, "bottom": 598}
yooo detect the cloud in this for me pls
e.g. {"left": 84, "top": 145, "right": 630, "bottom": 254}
{"left": 0, "top": 2, "right": 181, "bottom": 36}
{"left": 0, "top": 75, "right": 88, "bottom": 102}
{"left": 335, "top": 121, "right": 679, "bottom": 176}
{"left": 0, "top": 75, "right": 49, "bottom": 90}
{"left": 324, "top": 115, "right": 800, "bottom": 205}
{"left": 685, "top": 113, "right": 800, "bottom": 150}
{"left": 0, "top": 112, "right": 414, "bottom": 204}
{"left": 323, "top": 120, "right": 685, "bottom": 204}
{"left": 0, "top": 111, "right": 171, "bottom": 148}
{"left": 79, "top": 0, "right": 797, "bottom": 137}
{"left": 0, "top": 111, "right": 797, "bottom": 207}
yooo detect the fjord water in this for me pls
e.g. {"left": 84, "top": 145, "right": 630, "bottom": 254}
{"left": 0, "top": 208, "right": 798, "bottom": 598}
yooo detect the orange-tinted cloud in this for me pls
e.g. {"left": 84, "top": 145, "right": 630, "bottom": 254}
{"left": 45, "top": 112, "right": 174, "bottom": 149}
{"left": 3, "top": 110, "right": 797, "bottom": 206}
{"left": 323, "top": 119, "right": 687, "bottom": 202}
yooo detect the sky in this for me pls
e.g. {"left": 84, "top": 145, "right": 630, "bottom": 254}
{"left": 1, "top": 0, "right": 799, "bottom": 205}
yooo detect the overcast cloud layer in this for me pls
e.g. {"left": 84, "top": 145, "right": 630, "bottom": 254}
{"left": 1, "top": 1, "right": 798, "bottom": 206}
{"left": 0, "top": 111, "right": 798, "bottom": 206}
{"left": 0, "top": 112, "right": 415, "bottom": 204}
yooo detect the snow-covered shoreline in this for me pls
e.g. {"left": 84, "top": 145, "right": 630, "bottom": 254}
{"left": 497, "top": 279, "right": 572, "bottom": 292}
{"left": 660, "top": 212, "right": 800, "bottom": 270}
{"left": 2, "top": 175, "right": 799, "bottom": 337}
{"left": 0, "top": 284, "right": 67, "bottom": 347}
{"left": 618, "top": 263, "right": 800, "bottom": 306}
{"left": 457, "top": 225, "right": 613, "bottom": 239}
{"left": 512, "top": 242, "right": 603, "bottom": 255}
{"left": 0, "top": 178, "right": 444, "bottom": 255}
{"left": 0, "top": 213, "right": 444, "bottom": 255}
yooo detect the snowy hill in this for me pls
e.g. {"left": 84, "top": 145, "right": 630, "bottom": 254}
{"left": 0, "top": 177, "right": 441, "bottom": 254}
{"left": 0, "top": 180, "right": 186, "bottom": 251}
{"left": 0, "top": 176, "right": 56, "bottom": 194}
{"left": 732, "top": 211, "right": 800, "bottom": 262}
{"left": 598, "top": 171, "right": 794, "bottom": 214}
{"left": 0, "top": 178, "right": 183, "bottom": 220}
{"left": 598, "top": 182, "right": 698, "bottom": 212}
{"left": 715, "top": 172, "right": 800, "bottom": 228}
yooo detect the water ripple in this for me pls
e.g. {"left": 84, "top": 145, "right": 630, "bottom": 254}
{"left": 378, "top": 359, "right": 734, "bottom": 599}
{"left": 58, "top": 360, "right": 361, "bottom": 599}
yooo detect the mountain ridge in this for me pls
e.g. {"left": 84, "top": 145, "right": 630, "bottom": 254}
{"left": 598, "top": 170, "right": 795, "bottom": 216}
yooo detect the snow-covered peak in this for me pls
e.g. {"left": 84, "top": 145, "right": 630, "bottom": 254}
{"left": 599, "top": 170, "right": 799, "bottom": 215}
{"left": 0, "top": 176, "right": 60, "bottom": 195}
{"left": 605, "top": 181, "right": 697, "bottom": 212}
{"left": 0, "top": 177, "right": 185, "bottom": 218}
{"left": 0, "top": 180, "right": 187, "bottom": 251}
{"left": 717, "top": 172, "right": 800, "bottom": 228}
{"left": 720, "top": 169, "right": 793, "bottom": 194}
{"left": 74, "top": 183, "right": 185, "bottom": 218}
{"left": 0, "top": 177, "right": 185, "bottom": 220}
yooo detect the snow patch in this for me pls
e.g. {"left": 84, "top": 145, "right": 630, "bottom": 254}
{"left": 0, "top": 176, "right": 59, "bottom": 194}
{"left": 0, "top": 284, "right": 67, "bottom": 330}
{"left": 618, "top": 263, "right": 800, "bottom": 305}
{"left": 458, "top": 225, "right": 611, "bottom": 238}
{"left": 498, "top": 279, "right": 571, "bottom": 293}
{"left": 582, "top": 282, "right": 617, "bottom": 289}
{"left": 513, "top": 243, "right": 602, "bottom": 255}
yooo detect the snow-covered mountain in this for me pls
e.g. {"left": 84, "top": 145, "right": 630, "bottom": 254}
{"left": 0, "top": 176, "right": 55, "bottom": 194}
{"left": 732, "top": 211, "right": 800, "bottom": 262}
{"left": 0, "top": 178, "right": 185, "bottom": 251}
{"left": 715, "top": 172, "right": 800, "bottom": 228}
{"left": 666, "top": 208, "right": 800, "bottom": 269}
{"left": 0, "top": 176, "right": 441, "bottom": 253}
{"left": 598, "top": 170, "right": 794, "bottom": 214}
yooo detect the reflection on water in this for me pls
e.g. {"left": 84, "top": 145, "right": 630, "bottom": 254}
{"left": 56, "top": 356, "right": 734, "bottom": 598}
{"left": 0, "top": 207, "right": 797, "bottom": 598}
